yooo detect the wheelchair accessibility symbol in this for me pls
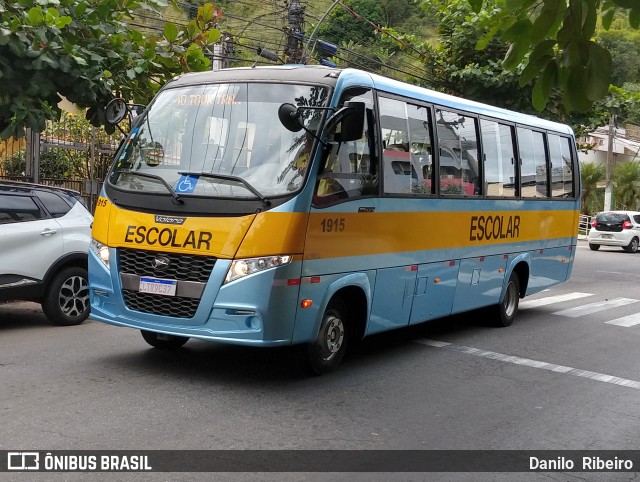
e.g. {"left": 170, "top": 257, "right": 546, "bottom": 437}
{"left": 176, "top": 175, "right": 198, "bottom": 194}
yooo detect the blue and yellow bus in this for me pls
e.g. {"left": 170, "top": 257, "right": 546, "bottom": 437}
{"left": 89, "top": 66, "right": 580, "bottom": 374}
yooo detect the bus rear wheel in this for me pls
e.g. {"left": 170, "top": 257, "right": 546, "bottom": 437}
{"left": 494, "top": 272, "right": 520, "bottom": 327}
{"left": 303, "top": 298, "right": 348, "bottom": 375}
{"left": 140, "top": 330, "right": 189, "bottom": 349}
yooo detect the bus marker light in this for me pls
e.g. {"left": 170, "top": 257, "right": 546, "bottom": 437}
{"left": 479, "top": 257, "right": 485, "bottom": 262}
{"left": 498, "top": 268, "right": 504, "bottom": 273}
{"left": 288, "top": 278, "right": 301, "bottom": 286}
{"left": 310, "top": 276, "right": 321, "bottom": 283}
{"left": 448, "top": 261, "right": 455, "bottom": 266}
{"left": 301, "top": 299, "right": 313, "bottom": 309}
{"left": 434, "top": 278, "right": 441, "bottom": 284}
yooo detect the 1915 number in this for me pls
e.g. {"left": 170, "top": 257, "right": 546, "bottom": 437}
{"left": 321, "top": 217, "right": 345, "bottom": 232}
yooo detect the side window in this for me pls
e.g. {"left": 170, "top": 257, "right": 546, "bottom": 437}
{"left": 634, "top": 215, "right": 640, "bottom": 224}
{"left": 480, "top": 120, "right": 516, "bottom": 198}
{"left": 436, "top": 110, "right": 481, "bottom": 197}
{"left": 35, "top": 191, "right": 72, "bottom": 218}
{"left": 548, "top": 134, "right": 575, "bottom": 198}
{"left": 314, "top": 88, "right": 378, "bottom": 205}
{"left": 407, "top": 103, "right": 433, "bottom": 196}
{"left": 380, "top": 97, "right": 413, "bottom": 195}
{"left": 0, "top": 194, "right": 44, "bottom": 224}
{"left": 517, "top": 127, "right": 548, "bottom": 198}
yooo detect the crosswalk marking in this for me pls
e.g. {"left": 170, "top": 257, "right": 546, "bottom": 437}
{"left": 552, "top": 298, "right": 639, "bottom": 318}
{"left": 605, "top": 313, "right": 640, "bottom": 327}
{"left": 416, "top": 339, "right": 640, "bottom": 390}
{"left": 520, "top": 292, "right": 593, "bottom": 309}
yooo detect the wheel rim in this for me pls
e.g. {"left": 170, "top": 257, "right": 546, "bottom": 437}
{"left": 317, "top": 314, "right": 344, "bottom": 362}
{"left": 59, "top": 275, "right": 89, "bottom": 318}
{"left": 503, "top": 280, "right": 518, "bottom": 318}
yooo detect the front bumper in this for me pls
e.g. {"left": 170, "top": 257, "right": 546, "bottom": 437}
{"left": 88, "top": 248, "right": 302, "bottom": 346}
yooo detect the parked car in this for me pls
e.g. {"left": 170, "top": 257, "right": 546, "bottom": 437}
{"left": 588, "top": 210, "right": 640, "bottom": 253}
{"left": 0, "top": 181, "right": 93, "bottom": 325}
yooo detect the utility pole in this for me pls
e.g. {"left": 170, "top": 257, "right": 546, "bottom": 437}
{"left": 604, "top": 113, "right": 615, "bottom": 211}
{"left": 212, "top": 33, "right": 233, "bottom": 70}
{"left": 284, "top": 0, "right": 304, "bottom": 64}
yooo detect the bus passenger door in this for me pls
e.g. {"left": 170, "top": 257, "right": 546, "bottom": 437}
{"left": 409, "top": 261, "right": 459, "bottom": 324}
{"left": 368, "top": 266, "right": 417, "bottom": 334}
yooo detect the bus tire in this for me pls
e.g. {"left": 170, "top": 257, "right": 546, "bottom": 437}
{"left": 42, "top": 266, "right": 90, "bottom": 326}
{"left": 589, "top": 244, "right": 600, "bottom": 251}
{"left": 494, "top": 271, "right": 520, "bottom": 327}
{"left": 303, "top": 298, "right": 348, "bottom": 375}
{"left": 140, "top": 330, "right": 189, "bottom": 349}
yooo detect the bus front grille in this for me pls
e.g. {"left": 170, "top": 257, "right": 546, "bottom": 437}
{"left": 118, "top": 248, "right": 217, "bottom": 318}
{"left": 122, "top": 290, "right": 200, "bottom": 318}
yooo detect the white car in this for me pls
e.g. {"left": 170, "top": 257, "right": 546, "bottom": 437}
{"left": 0, "top": 181, "right": 93, "bottom": 325}
{"left": 588, "top": 210, "right": 640, "bottom": 253}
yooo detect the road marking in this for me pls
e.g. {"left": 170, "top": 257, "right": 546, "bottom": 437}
{"left": 605, "top": 313, "right": 640, "bottom": 327}
{"left": 552, "top": 298, "right": 639, "bottom": 318}
{"left": 520, "top": 292, "right": 593, "bottom": 309}
{"left": 416, "top": 339, "right": 640, "bottom": 390}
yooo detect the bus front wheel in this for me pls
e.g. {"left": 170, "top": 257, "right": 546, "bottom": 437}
{"left": 494, "top": 272, "right": 520, "bottom": 327}
{"left": 303, "top": 299, "right": 349, "bottom": 375}
{"left": 140, "top": 330, "right": 189, "bottom": 349}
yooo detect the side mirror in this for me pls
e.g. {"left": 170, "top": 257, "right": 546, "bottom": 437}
{"left": 339, "top": 101, "right": 365, "bottom": 142}
{"left": 278, "top": 103, "right": 303, "bottom": 132}
{"left": 325, "top": 101, "right": 365, "bottom": 142}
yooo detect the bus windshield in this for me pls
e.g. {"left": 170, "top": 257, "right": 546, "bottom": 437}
{"left": 109, "top": 83, "right": 329, "bottom": 199}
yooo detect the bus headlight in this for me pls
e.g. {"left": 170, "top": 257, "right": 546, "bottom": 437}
{"left": 90, "top": 238, "right": 110, "bottom": 269}
{"left": 225, "top": 255, "right": 292, "bottom": 284}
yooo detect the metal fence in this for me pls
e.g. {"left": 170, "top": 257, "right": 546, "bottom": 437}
{"left": 0, "top": 113, "right": 123, "bottom": 212}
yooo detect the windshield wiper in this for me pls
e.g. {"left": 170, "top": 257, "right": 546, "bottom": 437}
{"left": 123, "top": 171, "right": 184, "bottom": 204}
{"left": 179, "top": 171, "right": 271, "bottom": 207}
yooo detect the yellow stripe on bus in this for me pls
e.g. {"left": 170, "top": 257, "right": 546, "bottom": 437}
{"left": 93, "top": 197, "right": 578, "bottom": 260}
{"left": 303, "top": 210, "right": 579, "bottom": 260}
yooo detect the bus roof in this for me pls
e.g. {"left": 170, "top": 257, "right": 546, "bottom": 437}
{"left": 165, "top": 66, "right": 573, "bottom": 136}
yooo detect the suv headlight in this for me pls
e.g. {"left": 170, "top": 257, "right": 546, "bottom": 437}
{"left": 225, "top": 255, "right": 292, "bottom": 284}
{"left": 90, "top": 238, "right": 110, "bottom": 269}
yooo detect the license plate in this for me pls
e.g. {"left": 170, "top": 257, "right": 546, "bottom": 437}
{"left": 601, "top": 234, "right": 612, "bottom": 239}
{"left": 139, "top": 277, "right": 177, "bottom": 296}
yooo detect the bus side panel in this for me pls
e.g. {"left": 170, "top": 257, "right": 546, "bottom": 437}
{"left": 451, "top": 254, "right": 508, "bottom": 314}
{"left": 526, "top": 246, "right": 572, "bottom": 296}
{"left": 409, "top": 260, "right": 458, "bottom": 324}
{"left": 368, "top": 266, "right": 416, "bottom": 334}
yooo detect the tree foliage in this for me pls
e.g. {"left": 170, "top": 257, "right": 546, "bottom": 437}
{"left": 580, "top": 162, "right": 605, "bottom": 214}
{"left": 613, "top": 160, "right": 640, "bottom": 210}
{"left": 0, "top": 0, "right": 221, "bottom": 140}
{"left": 315, "top": 0, "right": 385, "bottom": 46}
{"left": 469, "top": 0, "right": 640, "bottom": 112}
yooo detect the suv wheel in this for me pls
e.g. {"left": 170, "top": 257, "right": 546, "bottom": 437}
{"left": 42, "top": 266, "right": 90, "bottom": 326}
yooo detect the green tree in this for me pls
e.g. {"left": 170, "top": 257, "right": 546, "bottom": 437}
{"left": 315, "top": 0, "right": 385, "bottom": 46}
{"left": 0, "top": 0, "right": 221, "bottom": 139}
{"left": 580, "top": 161, "right": 605, "bottom": 214}
{"left": 420, "top": 0, "right": 535, "bottom": 113}
{"left": 468, "top": 0, "right": 640, "bottom": 112}
{"left": 597, "top": 29, "right": 640, "bottom": 86}
{"left": 613, "top": 160, "right": 640, "bottom": 210}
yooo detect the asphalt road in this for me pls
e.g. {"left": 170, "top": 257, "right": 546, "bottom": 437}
{"left": 1, "top": 240, "right": 640, "bottom": 481}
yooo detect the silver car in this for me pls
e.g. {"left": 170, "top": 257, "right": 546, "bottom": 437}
{"left": 588, "top": 211, "right": 640, "bottom": 253}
